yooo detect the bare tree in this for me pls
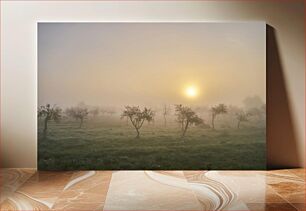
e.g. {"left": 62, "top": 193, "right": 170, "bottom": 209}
{"left": 125, "top": 116, "right": 129, "bottom": 125}
{"left": 211, "top": 104, "right": 227, "bottom": 129}
{"left": 243, "top": 95, "right": 264, "bottom": 110}
{"left": 121, "top": 106, "right": 154, "bottom": 138}
{"left": 175, "top": 104, "right": 203, "bottom": 137}
{"left": 38, "top": 104, "right": 61, "bottom": 134}
{"left": 66, "top": 104, "right": 89, "bottom": 128}
{"left": 247, "top": 106, "right": 265, "bottom": 117}
{"left": 162, "top": 104, "right": 171, "bottom": 127}
{"left": 236, "top": 111, "right": 250, "bottom": 129}
{"left": 89, "top": 107, "right": 100, "bottom": 119}
{"left": 147, "top": 109, "right": 156, "bottom": 126}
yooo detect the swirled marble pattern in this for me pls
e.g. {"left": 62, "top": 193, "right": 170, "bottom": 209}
{"left": 183, "top": 171, "right": 247, "bottom": 210}
{"left": 0, "top": 169, "right": 304, "bottom": 210}
{"left": 0, "top": 169, "right": 35, "bottom": 204}
{"left": 52, "top": 171, "right": 112, "bottom": 210}
{"left": 104, "top": 171, "right": 203, "bottom": 210}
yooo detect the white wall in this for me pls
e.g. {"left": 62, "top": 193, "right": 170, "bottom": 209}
{"left": 1, "top": 1, "right": 304, "bottom": 168}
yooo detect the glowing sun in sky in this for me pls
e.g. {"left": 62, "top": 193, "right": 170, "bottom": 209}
{"left": 185, "top": 86, "right": 198, "bottom": 98}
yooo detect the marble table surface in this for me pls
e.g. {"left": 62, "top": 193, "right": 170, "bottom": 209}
{"left": 0, "top": 168, "right": 304, "bottom": 210}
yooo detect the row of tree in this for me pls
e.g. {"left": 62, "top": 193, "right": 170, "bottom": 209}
{"left": 38, "top": 104, "right": 89, "bottom": 131}
{"left": 38, "top": 103, "right": 262, "bottom": 138}
{"left": 120, "top": 104, "right": 256, "bottom": 138}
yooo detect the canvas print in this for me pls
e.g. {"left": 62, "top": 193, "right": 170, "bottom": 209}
{"left": 38, "top": 22, "right": 266, "bottom": 170}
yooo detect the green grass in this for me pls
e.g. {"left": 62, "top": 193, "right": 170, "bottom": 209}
{"left": 38, "top": 117, "right": 266, "bottom": 170}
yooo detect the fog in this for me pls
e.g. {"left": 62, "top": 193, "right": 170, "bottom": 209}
{"left": 38, "top": 22, "right": 266, "bottom": 108}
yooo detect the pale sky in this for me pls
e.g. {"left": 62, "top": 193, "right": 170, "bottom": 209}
{"left": 38, "top": 22, "right": 266, "bottom": 108}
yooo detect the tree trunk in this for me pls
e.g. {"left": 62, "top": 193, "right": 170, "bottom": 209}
{"left": 135, "top": 128, "right": 140, "bottom": 138}
{"left": 163, "top": 115, "right": 167, "bottom": 127}
{"left": 211, "top": 114, "right": 215, "bottom": 129}
{"left": 79, "top": 118, "right": 83, "bottom": 128}
{"left": 43, "top": 117, "right": 49, "bottom": 133}
{"left": 237, "top": 120, "right": 241, "bottom": 129}
{"left": 182, "top": 121, "right": 189, "bottom": 137}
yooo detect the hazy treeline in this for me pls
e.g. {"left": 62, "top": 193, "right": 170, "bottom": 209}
{"left": 38, "top": 96, "right": 266, "bottom": 138}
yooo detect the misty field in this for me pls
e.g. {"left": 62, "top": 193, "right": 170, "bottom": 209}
{"left": 38, "top": 23, "right": 266, "bottom": 170}
{"left": 38, "top": 116, "right": 266, "bottom": 170}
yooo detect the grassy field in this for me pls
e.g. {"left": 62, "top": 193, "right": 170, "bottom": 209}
{"left": 38, "top": 117, "right": 266, "bottom": 170}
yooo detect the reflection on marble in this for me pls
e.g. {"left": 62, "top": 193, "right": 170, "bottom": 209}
{"left": 265, "top": 170, "right": 305, "bottom": 203}
{"left": 0, "top": 169, "right": 304, "bottom": 210}
{"left": 203, "top": 171, "right": 268, "bottom": 203}
{"left": 52, "top": 171, "right": 112, "bottom": 210}
{"left": 1, "top": 171, "right": 73, "bottom": 210}
{"left": 104, "top": 171, "right": 203, "bottom": 210}
{"left": 246, "top": 203, "right": 298, "bottom": 211}
{"left": 183, "top": 171, "right": 249, "bottom": 210}
{"left": 290, "top": 203, "right": 306, "bottom": 211}
{"left": 288, "top": 169, "right": 305, "bottom": 180}
{"left": 0, "top": 169, "right": 35, "bottom": 203}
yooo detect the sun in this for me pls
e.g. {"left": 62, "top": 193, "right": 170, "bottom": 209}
{"left": 185, "top": 86, "right": 198, "bottom": 98}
